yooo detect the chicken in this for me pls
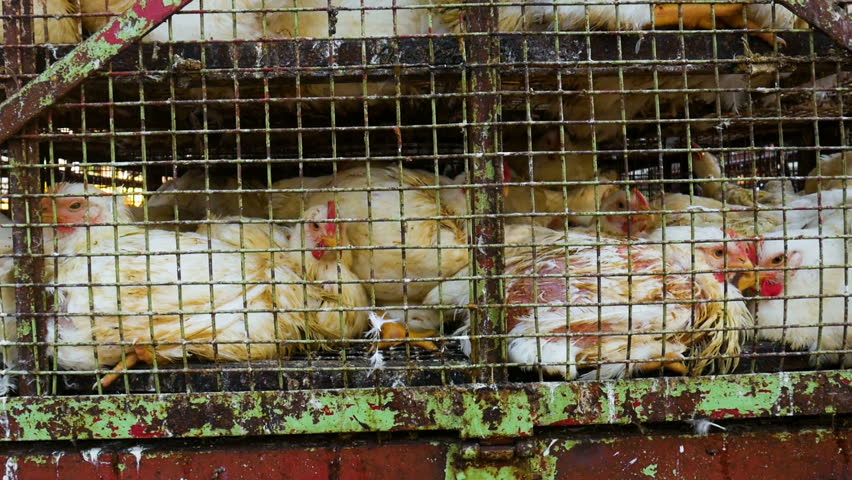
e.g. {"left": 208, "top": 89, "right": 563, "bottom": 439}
{"left": 269, "top": 165, "right": 469, "bottom": 304}
{"left": 648, "top": 188, "right": 852, "bottom": 237}
{"left": 81, "top": 0, "right": 270, "bottom": 41}
{"left": 135, "top": 170, "right": 271, "bottom": 227}
{"left": 804, "top": 152, "right": 852, "bottom": 195}
{"left": 201, "top": 205, "right": 370, "bottom": 344}
{"left": 534, "top": 183, "right": 655, "bottom": 237}
{"left": 691, "top": 146, "right": 785, "bottom": 206}
{"left": 39, "top": 183, "right": 365, "bottom": 386}
{"left": 504, "top": 131, "right": 602, "bottom": 184}
{"left": 441, "top": 1, "right": 789, "bottom": 46}
{"left": 267, "top": 0, "right": 445, "bottom": 38}
{"left": 408, "top": 224, "right": 755, "bottom": 379}
{"left": 0, "top": 0, "right": 81, "bottom": 44}
{"left": 0, "top": 213, "right": 17, "bottom": 394}
{"left": 755, "top": 228, "right": 852, "bottom": 367}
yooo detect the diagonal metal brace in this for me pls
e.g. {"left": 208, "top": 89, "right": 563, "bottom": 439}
{"left": 0, "top": 0, "right": 193, "bottom": 144}
{"left": 777, "top": 0, "right": 852, "bottom": 51}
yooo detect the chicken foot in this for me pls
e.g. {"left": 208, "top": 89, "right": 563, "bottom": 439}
{"left": 376, "top": 322, "right": 439, "bottom": 351}
{"left": 635, "top": 351, "right": 690, "bottom": 376}
{"left": 98, "top": 353, "right": 140, "bottom": 389}
{"left": 652, "top": 4, "right": 785, "bottom": 47}
{"left": 98, "top": 344, "right": 160, "bottom": 388}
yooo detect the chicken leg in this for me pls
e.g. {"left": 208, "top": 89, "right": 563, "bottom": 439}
{"left": 635, "top": 351, "right": 690, "bottom": 375}
{"left": 98, "top": 345, "right": 158, "bottom": 388}
{"left": 97, "top": 353, "right": 140, "bottom": 389}
{"left": 652, "top": 4, "right": 784, "bottom": 47}
{"left": 377, "top": 322, "right": 439, "bottom": 351}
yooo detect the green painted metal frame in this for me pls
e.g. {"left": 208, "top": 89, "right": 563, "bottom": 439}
{"left": 1, "top": 371, "right": 848, "bottom": 441}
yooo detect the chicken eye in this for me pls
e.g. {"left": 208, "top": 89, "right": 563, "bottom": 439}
{"left": 68, "top": 201, "right": 82, "bottom": 211}
{"left": 310, "top": 222, "right": 320, "bottom": 230}
{"left": 616, "top": 201, "right": 625, "bottom": 210}
{"left": 771, "top": 255, "right": 785, "bottom": 265}
{"left": 713, "top": 248, "right": 725, "bottom": 258}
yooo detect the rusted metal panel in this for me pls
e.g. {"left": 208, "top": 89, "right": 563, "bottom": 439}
{"left": 778, "top": 0, "right": 852, "bottom": 51}
{"left": 465, "top": 0, "right": 508, "bottom": 384}
{"left": 0, "top": 426, "right": 847, "bottom": 479}
{"left": 0, "top": 0, "right": 193, "bottom": 144}
{"left": 3, "top": 0, "right": 46, "bottom": 397}
{"left": 0, "top": 371, "right": 850, "bottom": 441}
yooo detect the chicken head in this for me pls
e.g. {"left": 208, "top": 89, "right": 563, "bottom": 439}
{"left": 40, "top": 183, "right": 114, "bottom": 232}
{"left": 756, "top": 239, "right": 805, "bottom": 298}
{"left": 305, "top": 200, "right": 339, "bottom": 260}
{"left": 599, "top": 187, "right": 654, "bottom": 237}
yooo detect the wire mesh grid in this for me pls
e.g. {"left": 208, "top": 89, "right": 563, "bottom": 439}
{"left": 0, "top": 0, "right": 849, "bottom": 407}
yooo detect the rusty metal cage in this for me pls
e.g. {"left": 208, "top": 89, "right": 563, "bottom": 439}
{"left": 0, "top": 0, "right": 851, "bottom": 475}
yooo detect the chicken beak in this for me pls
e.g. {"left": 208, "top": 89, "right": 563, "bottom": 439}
{"left": 320, "top": 235, "right": 338, "bottom": 249}
{"left": 728, "top": 255, "right": 756, "bottom": 292}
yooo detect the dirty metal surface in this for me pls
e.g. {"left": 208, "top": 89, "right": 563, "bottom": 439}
{"left": 0, "top": 370, "right": 849, "bottom": 441}
{"left": 56, "top": 344, "right": 472, "bottom": 394}
{"left": 0, "top": 424, "right": 848, "bottom": 479}
{"left": 1, "top": 32, "right": 842, "bottom": 84}
{"left": 0, "top": 0, "right": 194, "bottom": 144}
{"left": 465, "top": 0, "right": 508, "bottom": 385}
{"left": 3, "top": 0, "right": 47, "bottom": 397}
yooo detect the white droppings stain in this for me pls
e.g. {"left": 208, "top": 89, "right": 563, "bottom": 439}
{"left": 679, "top": 445, "right": 684, "bottom": 453}
{"left": 81, "top": 448, "right": 102, "bottom": 466}
{"left": 3, "top": 457, "right": 17, "bottom": 480}
{"left": 307, "top": 397, "right": 324, "bottom": 410}
{"left": 628, "top": 458, "right": 638, "bottom": 465}
{"left": 51, "top": 451, "right": 64, "bottom": 466}
{"left": 127, "top": 446, "right": 146, "bottom": 472}
{"left": 543, "top": 439, "right": 558, "bottom": 456}
{"left": 605, "top": 383, "right": 616, "bottom": 423}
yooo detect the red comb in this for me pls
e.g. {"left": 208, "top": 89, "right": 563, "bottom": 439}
{"left": 325, "top": 201, "right": 337, "bottom": 236}
{"left": 726, "top": 228, "right": 739, "bottom": 239}
{"left": 502, "top": 159, "right": 511, "bottom": 183}
{"left": 632, "top": 189, "right": 650, "bottom": 210}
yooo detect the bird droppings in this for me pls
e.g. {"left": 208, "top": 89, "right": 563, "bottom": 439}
{"left": 81, "top": 448, "right": 102, "bottom": 466}
{"left": 2, "top": 458, "right": 16, "bottom": 480}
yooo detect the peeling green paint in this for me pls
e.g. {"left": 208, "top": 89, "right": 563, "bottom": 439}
{"left": 642, "top": 464, "right": 658, "bottom": 477}
{"left": 0, "top": 371, "right": 848, "bottom": 441}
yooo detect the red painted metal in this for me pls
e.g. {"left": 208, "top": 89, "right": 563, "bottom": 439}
{"left": 0, "top": 427, "right": 848, "bottom": 479}
{"left": 0, "top": 0, "right": 193, "bottom": 144}
{"left": 0, "top": 439, "right": 449, "bottom": 480}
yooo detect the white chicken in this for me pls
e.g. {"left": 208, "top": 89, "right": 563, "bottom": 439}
{"left": 269, "top": 165, "right": 469, "bottom": 304}
{"left": 81, "top": 0, "right": 270, "bottom": 41}
{"left": 201, "top": 204, "right": 370, "bottom": 344}
{"left": 0, "top": 213, "right": 17, "bottom": 395}
{"left": 408, "top": 224, "right": 755, "bottom": 379}
{"left": 755, "top": 228, "right": 852, "bottom": 367}
{"left": 40, "top": 183, "right": 366, "bottom": 386}
{"left": 136, "top": 170, "right": 271, "bottom": 227}
{"left": 0, "top": 0, "right": 81, "bottom": 44}
{"left": 804, "top": 152, "right": 852, "bottom": 195}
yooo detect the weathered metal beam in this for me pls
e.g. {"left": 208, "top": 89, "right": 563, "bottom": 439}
{"left": 0, "top": 371, "right": 850, "bottom": 441}
{"left": 0, "top": 0, "right": 193, "bottom": 144}
{"left": 0, "top": 426, "right": 848, "bottom": 479}
{"left": 465, "top": 0, "right": 507, "bottom": 384}
{"left": 4, "top": 0, "right": 47, "bottom": 397}
{"left": 777, "top": 0, "right": 852, "bottom": 51}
